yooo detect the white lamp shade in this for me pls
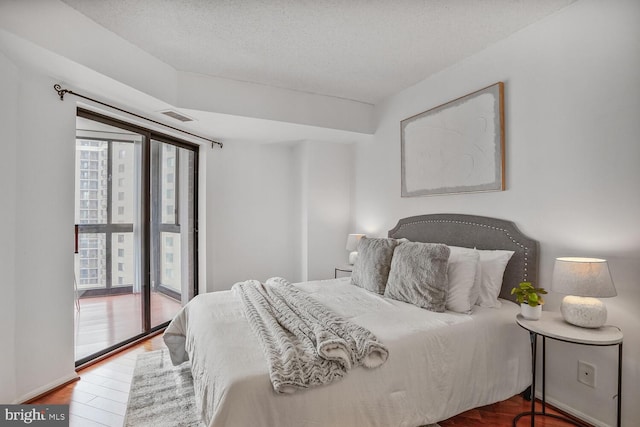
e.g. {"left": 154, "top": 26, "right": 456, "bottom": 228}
{"left": 346, "top": 234, "right": 366, "bottom": 251}
{"left": 551, "top": 257, "right": 616, "bottom": 298}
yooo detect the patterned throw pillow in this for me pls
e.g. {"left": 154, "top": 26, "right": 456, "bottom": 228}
{"left": 384, "top": 242, "right": 450, "bottom": 312}
{"left": 351, "top": 237, "right": 399, "bottom": 294}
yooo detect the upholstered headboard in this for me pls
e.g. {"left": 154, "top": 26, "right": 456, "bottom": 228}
{"left": 388, "top": 214, "right": 539, "bottom": 303}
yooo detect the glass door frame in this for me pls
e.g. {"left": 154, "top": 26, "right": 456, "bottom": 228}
{"left": 75, "top": 108, "right": 199, "bottom": 366}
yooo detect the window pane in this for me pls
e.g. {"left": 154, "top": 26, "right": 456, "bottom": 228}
{"left": 161, "top": 144, "right": 177, "bottom": 224}
{"left": 75, "top": 140, "right": 108, "bottom": 225}
{"left": 111, "top": 141, "right": 135, "bottom": 224}
{"left": 112, "top": 233, "right": 134, "bottom": 287}
{"left": 160, "top": 231, "right": 181, "bottom": 293}
{"left": 75, "top": 233, "right": 106, "bottom": 290}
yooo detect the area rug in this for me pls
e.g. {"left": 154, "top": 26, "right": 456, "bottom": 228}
{"left": 125, "top": 349, "right": 440, "bottom": 427}
{"left": 125, "top": 349, "right": 201, "bottom": 426}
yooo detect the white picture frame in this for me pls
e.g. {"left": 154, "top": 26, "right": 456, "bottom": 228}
{"left": 401, "top": 82, "right": 505, "bottom": 197}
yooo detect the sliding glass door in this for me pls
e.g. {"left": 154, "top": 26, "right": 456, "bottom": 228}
{"left": 150, "top": 140, "right": 197, "bottom": 327}
{"left": 74, "top": 109, "right": 198, "bottom": 364}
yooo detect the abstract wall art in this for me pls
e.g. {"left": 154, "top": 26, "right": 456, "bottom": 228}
{"left": 401, "top": 82, "right": 505, "bottom": 197}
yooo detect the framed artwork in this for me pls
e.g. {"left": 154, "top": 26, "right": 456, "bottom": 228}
{"left": 401, "top": 82, "right": 505, "bottom": 197}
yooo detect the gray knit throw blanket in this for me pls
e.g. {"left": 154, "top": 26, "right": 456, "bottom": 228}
{"left": 232, "top": 277, "right": 388, "bottom": 394}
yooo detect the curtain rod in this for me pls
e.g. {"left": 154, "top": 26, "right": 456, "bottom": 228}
{"left": 53, "top": 84, "right": 223, "bottom": 148}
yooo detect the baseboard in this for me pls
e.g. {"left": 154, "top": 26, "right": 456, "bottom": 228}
{"left": 535, "top": 391, "right": 611, "bottom": 427}
{"left": 15, "top": 372, "right": 80, "bottom": 404}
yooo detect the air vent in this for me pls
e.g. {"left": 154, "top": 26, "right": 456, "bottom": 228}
{"left": 159, "top": 109, "right": 195, "bottom": 122}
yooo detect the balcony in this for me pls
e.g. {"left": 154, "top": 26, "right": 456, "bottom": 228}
{"left": 74, "top": 291, "right": 181, "bottom": 362}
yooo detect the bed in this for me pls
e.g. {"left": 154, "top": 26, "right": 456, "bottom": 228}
{"left": 164, "top": 213, "right": 538, "bottom": 427}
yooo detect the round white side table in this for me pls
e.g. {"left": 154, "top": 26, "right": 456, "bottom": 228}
{"left": 513, "top": 312, "right": 623, "bottom": 427}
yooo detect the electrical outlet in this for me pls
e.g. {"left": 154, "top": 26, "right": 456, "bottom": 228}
{"left": 578, "top": 360, "right": 596, "bottom": 388}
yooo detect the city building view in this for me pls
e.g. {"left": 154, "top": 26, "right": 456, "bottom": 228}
{"left": 74, "top": 137, "right": 180, "bottom": 296}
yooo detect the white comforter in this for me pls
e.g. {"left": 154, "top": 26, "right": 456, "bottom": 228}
{"left": 164, "top": 278, "right": 531, "bottom": 427}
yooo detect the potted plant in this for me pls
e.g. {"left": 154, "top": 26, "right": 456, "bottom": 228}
{"left": 511, "top": 282, "right": 547, "bottom": 320}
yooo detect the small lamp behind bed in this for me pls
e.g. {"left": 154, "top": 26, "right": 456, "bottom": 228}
{"left": 551, "top": 257, "right": 617, "bottom": 328}
{"left": 346, "top": 234, "right": 366, "bottom": 265}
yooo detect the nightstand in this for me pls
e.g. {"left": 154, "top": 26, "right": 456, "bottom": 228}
{"left": 514, "top": 312, "right": 623, "bottom": 427}
{"left": 334, "top": 265, "right": 353, "bottom": 278}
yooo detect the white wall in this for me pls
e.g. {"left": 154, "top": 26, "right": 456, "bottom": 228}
{"left": 205, "top": 142, "right": 301, "bottom": 291}
{"left": 10, "top": 72, "right": 77, "bottom": 402}
{"left": 353, "top": 1, "right": 640, "bottom": 425}
{"left": 0, "top": 52, "right": 19, "bottom": 404}
{"left": 204, "top": 140, "right": 354, "bottom": 291}
{"left": 296, "top": 142, "right": 354, "bottom": 281}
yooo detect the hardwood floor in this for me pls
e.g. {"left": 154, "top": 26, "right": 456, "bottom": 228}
{"left": 32, "top": 334, "right": 166, "bottom": 426}
{"left": 439, "top": 397, "right": 582, "bottom": 426}
{"left": 75, "top": 292, "right": 181, "bottom": 361}
{"left": 34, "top": 333, "right": 587, "bottom": 427}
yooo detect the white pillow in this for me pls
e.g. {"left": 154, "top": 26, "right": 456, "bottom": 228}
{"left": 446, "top": 246, "right": 482, "bottom": 305}
{"left": 469, "top": 250, "right": 482, "bottom": 306}
{"left": 446, "top": 246, "right": 480, "bottom": 313}
{"left": 475, "top": 249, "right": 515, "bottom": 308}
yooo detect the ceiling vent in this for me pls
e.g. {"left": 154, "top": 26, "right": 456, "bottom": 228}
{"left": 159, "top": 109, "right": 195, "bottom": 122}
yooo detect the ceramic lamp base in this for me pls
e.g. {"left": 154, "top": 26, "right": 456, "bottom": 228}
{"left": 560, "top": 295, "right": 607, "bottom": 328}
{"left": 348, "top": 251, "right": 358, "bottom": 265}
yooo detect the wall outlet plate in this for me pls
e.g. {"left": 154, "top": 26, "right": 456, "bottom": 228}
{"left": 578, "top": 360, "right": 596, "bottom": 388}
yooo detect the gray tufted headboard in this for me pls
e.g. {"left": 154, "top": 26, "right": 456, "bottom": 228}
{"left": 388, "top": 214, "right": 539, "bottom": 303}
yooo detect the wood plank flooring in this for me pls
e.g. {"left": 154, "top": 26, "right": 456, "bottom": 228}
{"left": 75, "top": 292, "right": 181, "bottom": 360}
{"left": 32, "top": 335, "right": 166, "bottom": 426}
{"left": 33, "top": 333, "right": 587, "bottom": 427}
{"left": 440, "top": 397, "right": 583, "bottom": 426}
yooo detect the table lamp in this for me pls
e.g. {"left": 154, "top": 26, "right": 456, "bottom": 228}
{"left": 551, "top": 257, "right": 617, "bottom": 328}
{"left": 346, "top": 234, "right": 366, "bottom": 264}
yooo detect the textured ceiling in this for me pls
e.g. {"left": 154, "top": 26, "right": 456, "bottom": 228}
{"left": 61, "top": 0, "right": 575, "bottom": 104}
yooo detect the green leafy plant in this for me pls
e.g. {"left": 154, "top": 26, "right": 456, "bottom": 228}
{"left": 511, "top": 282, "right": 547, "bottom": 307}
